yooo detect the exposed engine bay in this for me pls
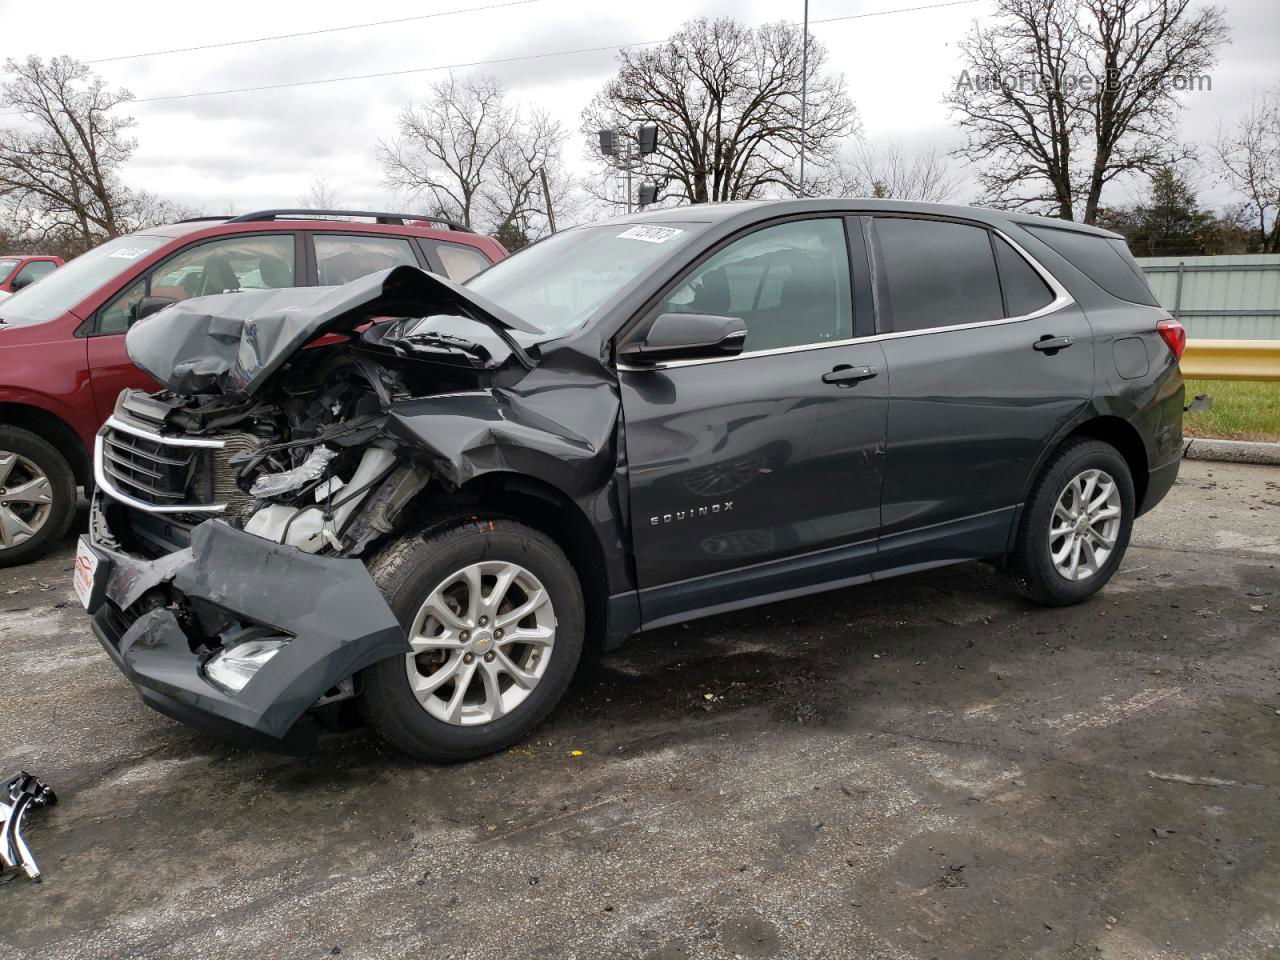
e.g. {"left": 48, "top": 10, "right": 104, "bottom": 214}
{"left": 80, "top": 265, "right": 626, "bottom": 751}
{"left": 105, "top": 354, "right": 426, "bottom": 558}
{"left": 97, "top": 265, "right": 559, "bottom": 561}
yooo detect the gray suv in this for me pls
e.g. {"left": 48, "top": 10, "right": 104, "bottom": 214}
{"left": 77, "top": 199, "right": 1185, "bottom": 762}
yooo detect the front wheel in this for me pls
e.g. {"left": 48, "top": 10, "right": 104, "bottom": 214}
{"left": 1008, "top": 438, "right": 1135, "bottom": 606}
{"left": 360, "top": 517, "right": 585, "bottom": 762}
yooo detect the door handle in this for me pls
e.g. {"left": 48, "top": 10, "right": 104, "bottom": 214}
{"left": 822, "top": 364, "right": 879, "bottom": 386}
{"left": 1033, "top": 335, "right": 1074, "bottom": 353}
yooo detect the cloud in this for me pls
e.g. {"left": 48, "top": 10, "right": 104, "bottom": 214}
{"left": 7, "top": 0, "right": 1274, "bottom": 219}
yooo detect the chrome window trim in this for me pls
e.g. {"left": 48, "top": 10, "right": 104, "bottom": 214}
{"left": 94, "top": 416, "right": 228, "bottom": 515}
{"left": 616, "top": 226, "right": 1074, "bottom": 372}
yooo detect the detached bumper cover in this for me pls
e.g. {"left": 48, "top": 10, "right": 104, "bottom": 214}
{"left": 86, "top": 518, "right": 408, "bottom": 747}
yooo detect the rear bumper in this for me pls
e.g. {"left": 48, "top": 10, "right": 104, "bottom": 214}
{"left": 83, "top": 503, "right": 408, "bottom": 750}
{"left": 1139, "top": 457, "right": 1180, "bottom": 516}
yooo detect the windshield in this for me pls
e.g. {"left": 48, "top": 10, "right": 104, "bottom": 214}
{"left": 0, "top": 258, "right": 20, "bottom": 281}
{"left": 0, "top": 235, "right": 167, "bottom": 326}
{"left": 465, "top": 223, "right": 698, "bottom": 341}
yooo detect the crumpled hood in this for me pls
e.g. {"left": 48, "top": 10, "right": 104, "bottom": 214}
{"left": 126, "top": 264, "right": 539, "bottom": 397}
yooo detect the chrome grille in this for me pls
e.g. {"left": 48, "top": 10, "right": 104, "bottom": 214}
{"left": 102, "top": 430, "right": 204, "bottom": 505}
{"left": 96, "top": 417, "right": 228, "bottom": 515}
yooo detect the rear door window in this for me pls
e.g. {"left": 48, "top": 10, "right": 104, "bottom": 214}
{"left": 0, "top": 258, "right": 21, "bottom": 282}
{"left": 873, "top": 218, "right": 1004, "bottom": 332}
{"left": 433, "top": 241, "right": 492, "bottom": 283}
{"left": 1025, "top": 226, "right": 1157, "bottom": 306}
{"left": 993, "top": 237, "right": 1055, "bottom": 317}
{"left": 314, "top": 234, "right": 418, "bottom": 285}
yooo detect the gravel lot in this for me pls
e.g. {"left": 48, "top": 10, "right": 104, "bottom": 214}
{"left": 2, "top": 458, "right": 1278, "bottom": 960}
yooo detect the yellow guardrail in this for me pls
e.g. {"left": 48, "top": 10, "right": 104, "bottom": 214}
{"left": 1182, "top": 339, "right": 1280, "bottom": 382}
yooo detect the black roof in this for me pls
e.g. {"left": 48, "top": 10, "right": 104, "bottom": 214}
{"left": 593, "top": 198, "right": 1123, "bottom": 239}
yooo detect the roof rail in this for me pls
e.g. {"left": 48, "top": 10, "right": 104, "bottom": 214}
{"left": 178, "top": 215, "right": 234, "bottom": 223}
{"left": 224, "top": 209, "right": 474, "bottom": 233}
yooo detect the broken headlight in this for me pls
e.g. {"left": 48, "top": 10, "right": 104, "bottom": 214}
{"left": 205, "top": 638, "right": 289, "bottom": 693}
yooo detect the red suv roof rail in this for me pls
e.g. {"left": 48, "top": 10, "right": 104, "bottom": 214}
{"left": 224, "top": 209, "right": 474, "bottom": 233}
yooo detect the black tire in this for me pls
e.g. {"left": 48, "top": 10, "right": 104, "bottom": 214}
{"left": 0, "top": 425, "right": 77, "bottom": 569}
{"left": 1008, "top": 438, "right": 1136, "bottom": 606}
{"left": 360, "top": 516, "right": 585, "bottom": 762}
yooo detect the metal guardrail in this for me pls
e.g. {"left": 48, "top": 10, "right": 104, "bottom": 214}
{"left": 1183, "top": 339, "right": 1280, "bottom": 382}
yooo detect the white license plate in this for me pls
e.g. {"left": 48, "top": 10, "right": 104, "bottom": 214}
{"left": 72, "top": 539, "right": 98, "bottom": 609}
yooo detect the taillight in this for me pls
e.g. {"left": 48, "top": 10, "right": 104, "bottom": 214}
{"left": 1156, "top": 317, "right": 1186, "bottom": 360}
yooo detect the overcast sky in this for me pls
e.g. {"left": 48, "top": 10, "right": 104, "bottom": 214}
{"left": 2, "top": 0, "right": 1277, "bottom": 218}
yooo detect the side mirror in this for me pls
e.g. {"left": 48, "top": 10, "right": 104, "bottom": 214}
{"left": 134, "top": 296, "right": 178, "bottom": 323}
{"left": 618, "top": 313, "right": 747, "bottom": 365}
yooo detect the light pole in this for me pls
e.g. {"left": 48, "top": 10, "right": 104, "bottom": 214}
{"left": 598, "top": 124, "right": 659, "bottom": 213}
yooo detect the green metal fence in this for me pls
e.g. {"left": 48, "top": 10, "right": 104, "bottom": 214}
{"left": 1137, "top": 254, "right": 1280, "bottom": 341}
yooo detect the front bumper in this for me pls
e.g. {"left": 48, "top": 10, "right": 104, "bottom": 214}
{"left": 84, "top": 503, "right": 408, "bottom": 752}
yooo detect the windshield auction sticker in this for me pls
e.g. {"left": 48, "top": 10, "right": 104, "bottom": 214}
{"left": 107, "top": 247, "right": 152, "bottom": 260}
{"left": 617, "top": 226, "right": 684, "bottom": 244}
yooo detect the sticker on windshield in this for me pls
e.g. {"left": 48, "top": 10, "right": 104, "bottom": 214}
{"left": 617, "top": 225, "right": 683, "bottom": 244}
{"left": 108, "top": 247, "right": 152, "bottom": 260}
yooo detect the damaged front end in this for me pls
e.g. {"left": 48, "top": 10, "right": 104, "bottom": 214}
{"left": 81, "top": 265, "right": 619, "bottom": 751}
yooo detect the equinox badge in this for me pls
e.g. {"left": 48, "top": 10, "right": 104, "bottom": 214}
{"left": 650, "top": 501, "right": 734, "bottom": 525}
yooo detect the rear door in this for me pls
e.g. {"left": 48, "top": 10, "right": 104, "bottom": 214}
{"left": 868, "top": 215, "right": 1094, "bottom": 569}
{"left": 86, "top": 233, "right": 300, "bottom": 420}
{"left": 619, "top": 216, "right": 888, "bottom": 625}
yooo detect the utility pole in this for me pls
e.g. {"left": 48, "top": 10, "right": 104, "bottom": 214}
{"left": 538, "top": 167, "right": 557, "bottom": 233}
{"left": 799, "top": 0, "right": 809, "bottom": 198}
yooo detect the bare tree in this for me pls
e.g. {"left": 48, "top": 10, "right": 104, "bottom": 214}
{"left": 481, "top": 110, "right": 578, "bottom": 248}
{"left": 833, "top": 140, "right": 962, "bottom": 201}
{"left": 582, "top": 18, "right": 859, "bottom": 206}
{"left": 947, "top": 0, "right": 1227, "bottom": 223}
{"left": 0, "top": 56, "right": 139, "bottom": 247}
{"left": 298, "top": 177, "right": 341, "bottom": 210}
{"left": 1214, "top": 86, "right": 1280, "bottom": 252}
{"left": 378, "top": 74, "right": 513, "bottom": 228}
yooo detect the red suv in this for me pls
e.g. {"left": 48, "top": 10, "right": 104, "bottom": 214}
{"left": 0, "top": 254, "right": 64, "bottom": 295}
{"left": 0, "top": 210, "right": 506, "bottom": 566}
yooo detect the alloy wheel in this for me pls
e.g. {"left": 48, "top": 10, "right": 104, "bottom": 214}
{"left": 0, "top": 452, "right": 54, "bottom": 551}
{"left": 1049, "top": 468, "right": 1122, "bottom": 582}
{"left": 404, "top": 561, "right": 557, "bottom": 726}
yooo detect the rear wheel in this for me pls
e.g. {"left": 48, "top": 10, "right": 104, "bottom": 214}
{"left": 1008, "top": 438, "right": 1135, "bottom": 606}
{"left": 0, "top": 426, "right": 76, "bottom": 569}
{"left": 360, "top": 517, "right": 584, "bottom": 762}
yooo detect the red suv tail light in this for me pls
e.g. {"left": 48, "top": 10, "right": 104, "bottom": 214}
{"left": 1156, "top": 317, "right": 1186, "bottom": 360}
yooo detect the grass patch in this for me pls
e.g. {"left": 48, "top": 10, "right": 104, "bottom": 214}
{"left": 1184, "top": 379, "right": 1280, "bottom": 442}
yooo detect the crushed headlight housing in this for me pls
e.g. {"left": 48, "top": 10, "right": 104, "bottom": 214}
{"left": 205, "top": 638, "right": 289, "bottom": 693}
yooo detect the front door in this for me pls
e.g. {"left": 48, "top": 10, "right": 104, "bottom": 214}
{"left": 618, "top": 217, "right": 888, "bottom": 626}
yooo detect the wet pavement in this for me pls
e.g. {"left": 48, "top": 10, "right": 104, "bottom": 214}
{"left": 2, "top": 458, "right": 1277, "bottom": 959}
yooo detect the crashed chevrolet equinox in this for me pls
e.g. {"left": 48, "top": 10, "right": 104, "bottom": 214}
{"left": 76, "top": 199, "right": 1186, "bottom": 761}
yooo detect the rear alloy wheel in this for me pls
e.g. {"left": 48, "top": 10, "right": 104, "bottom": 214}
{"left": 361, "top": 517, "right": 584, "bottom": 762}
{"left": 0, "top": 426, "right": 76, "bottom": 569}
{"left": 1048, "top": 468, "right": 1122, "bottom": 582}
{"left": 1008, "top": 438, "right": 1135, "bottom": 606}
